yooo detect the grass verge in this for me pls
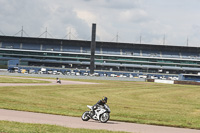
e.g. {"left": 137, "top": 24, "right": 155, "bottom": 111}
{"left": 0, "top": 77, "right": 50, "bottom": 83}
{"left": 0, "top": 121, "right": 127, "bottom": 133}
{"left": 0, "top": 77, "right": 200, "bottom": 129}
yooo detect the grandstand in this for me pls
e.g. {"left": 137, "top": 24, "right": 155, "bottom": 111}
{"left": 0, "top": 35, "right": 200, "bottom": 78}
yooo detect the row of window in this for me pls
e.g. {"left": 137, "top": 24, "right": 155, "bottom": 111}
{"left": 1, "top": 42, "right": 200, "bottom": 59}
{"left": 0, "top": 49, "right": 200, "bottom": 69}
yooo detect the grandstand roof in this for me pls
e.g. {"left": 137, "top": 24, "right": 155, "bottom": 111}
{"left": 0, "top": 35, "right": 200, "bottom": 53}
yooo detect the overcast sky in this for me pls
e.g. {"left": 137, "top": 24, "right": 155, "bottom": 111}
{"left": 1, "top": 0, "right": 200, "bottom": 47}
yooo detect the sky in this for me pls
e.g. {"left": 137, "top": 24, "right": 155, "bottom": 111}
{"left": 1, "top": 0, "right": 200, "bottom": 47}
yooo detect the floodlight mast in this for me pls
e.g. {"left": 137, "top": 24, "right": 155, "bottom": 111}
{"left": 90, "top": 23, "right": 96, "bottom": 75}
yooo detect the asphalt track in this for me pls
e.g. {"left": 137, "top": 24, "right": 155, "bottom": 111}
{"left": 0, "top": 109, "right": 200, "bottom": 133}
{"left": 0, "top": 76, "right": 98, "bottom": 86}
{"left": 0, "top": 76, "right": 200, "bottom": 133}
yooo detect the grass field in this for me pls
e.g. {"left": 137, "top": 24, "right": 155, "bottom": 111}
{"left": 0, "top": 77, "right": 50, "bottom": 83}
{"left": 0, "top": 76, "right": 200, "bottom": 130}
{"left": 0, "top": 121, "right": 127, "bottom": 133}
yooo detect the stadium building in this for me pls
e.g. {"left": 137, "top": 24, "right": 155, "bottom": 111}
{"left": 0, "top": 35, "right": 200, "bottom": 77}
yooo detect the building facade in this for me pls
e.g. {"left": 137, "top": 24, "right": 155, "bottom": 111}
{"left": 0, "top": 35, "right": 200, "bottom": 75}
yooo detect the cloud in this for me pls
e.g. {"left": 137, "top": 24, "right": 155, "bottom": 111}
{"left": 0, "top": 0, "right": 50, "bottom": 36}
{"left": 0, "top": 0, "right": 91, "bottom": 39}
{"left": 0, "top": 0, "right": 200, "bottom": 46}
{"left": 101, "top": 0, "right": 141, "bottom": 9}
{"left": 81, "top": 0, "right": 140, "bottom": 9}
{"left": 119, "top": 9, "right": 150, "bottom": 23}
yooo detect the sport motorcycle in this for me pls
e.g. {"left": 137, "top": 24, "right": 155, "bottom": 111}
{"left": 81, "top": 104, "right": 111, "bottom": 123}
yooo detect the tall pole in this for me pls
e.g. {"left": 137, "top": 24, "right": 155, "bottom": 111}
{"left": 116, "top": 32, "right": 119, "bottom": 42}
{"left": 69, "top": 28, "right": 71, "bottom": 40}
{"left": 163, "top": 34, "right": 165, "bottom": 45}
{"left": 45, "top": 27, "right": 47, "bottom": 38}
{"left": 90, "top": 23, "right": 96, "bottom": 75}
{"left": 21, "top": 26, "right": 23, "bottom": 37}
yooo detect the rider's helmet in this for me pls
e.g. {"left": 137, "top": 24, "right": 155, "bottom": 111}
{"left": 102, "top": 96, "right": 108, "bottom": 103}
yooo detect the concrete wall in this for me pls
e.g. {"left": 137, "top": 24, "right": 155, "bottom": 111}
{"left": 147, "top": 78, "right": 200, "bottom": 86}
{"left": 154, "top": 79, "right": 174, "bottom": 84}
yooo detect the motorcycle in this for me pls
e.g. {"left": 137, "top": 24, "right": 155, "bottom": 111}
{"left": 81, "top": 104, "right": 111, "bottom": 123}
{"left": 57, "top": 80, "right": 61, "bottom": 84}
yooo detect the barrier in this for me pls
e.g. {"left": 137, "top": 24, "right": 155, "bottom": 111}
{"left": 147, "top": 79, "right": 200, "bottom": 86}
{"left": 154, "top": 79, "right": 174, "bottom": 84}
{"left": 174, "top": 80, "right": 200, "bottom": 85}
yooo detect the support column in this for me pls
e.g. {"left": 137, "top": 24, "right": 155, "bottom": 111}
{"left": 20, "top": 43, "right": 23, "bottom": 49}
{"left": 60, "top": 41, "right": 63, "bottom": 52}
{"left": 40, "top": 44, "right": 43, "bottom": 51}
{"left": 90, "top": 23, "right": 96, "bottom": 75}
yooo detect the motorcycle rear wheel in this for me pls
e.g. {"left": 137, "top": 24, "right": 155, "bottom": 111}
{"left": 100, "top": 113, "right": 110, "bottom": 123}
{"left": 81, "top": 111, "right": 90, "bottom": 121}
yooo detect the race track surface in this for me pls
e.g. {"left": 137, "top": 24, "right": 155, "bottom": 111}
{"left": 0, "top": 109, "right": 199, "bottom": 133}
{"left": 0, "top": 76, "right": 98, "bottom": 86}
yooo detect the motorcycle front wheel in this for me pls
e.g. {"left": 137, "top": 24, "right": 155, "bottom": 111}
{"left": 81, "top": 111, "right": 90, "bottom": 121}
{"left": 100, "top": 113, "right": 110, "bottom": 123}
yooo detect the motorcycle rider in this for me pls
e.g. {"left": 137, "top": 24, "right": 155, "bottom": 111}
{"left": 56, "top": 78, "right": 61, "bottom": 84}
{"left": 90, "top": 97, "right": 108, "bottom": 117}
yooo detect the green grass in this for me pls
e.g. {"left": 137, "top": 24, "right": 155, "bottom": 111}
{"left": 0, "top": 121, "right": 127, "bottom": 133}
{"left": 0, "top": 76, "right": 200, "bottom": 129}
{"left": 0, "top": 77, "right": 50, "bottom": 83}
